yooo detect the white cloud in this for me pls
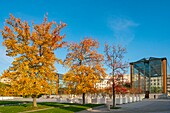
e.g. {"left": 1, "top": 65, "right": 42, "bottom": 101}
{"left": 108, "top": 17, "right": 139, "bottom": 45}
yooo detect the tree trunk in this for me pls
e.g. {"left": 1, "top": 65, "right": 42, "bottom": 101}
{"left": 82, "top": 93, "right": 85, "bottom": 104}
{"left": 33, "top": 97, "right": 37, "bottom": 107}
{"left": 112, "top": 78, "right": 116, "bottom": 108}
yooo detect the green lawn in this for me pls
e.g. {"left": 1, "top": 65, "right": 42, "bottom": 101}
{"left": 0, "top": 103, "right": 50, "bottom": 113}
{"left": 0, "top": 101, "right": 103, "bottom": 113}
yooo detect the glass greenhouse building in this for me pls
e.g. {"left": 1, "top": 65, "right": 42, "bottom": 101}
{"left": 130, "top": 57, "right": 168, "bottom": 94}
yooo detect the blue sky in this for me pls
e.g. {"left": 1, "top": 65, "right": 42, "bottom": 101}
{"left": 1, "top": 0, "right": 170, "bottom": 74}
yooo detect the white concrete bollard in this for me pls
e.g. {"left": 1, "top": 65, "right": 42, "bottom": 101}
{"left": 56, "top": 98, "right": 60, "bottom": 102}
{"left": 85, "top": 97, "right": 92, "bottom": 104}
{"left": 97, "top": 98, "right": 101, "bottom": 104}
{"left": 73, "top": 98, "right": 79, "bottom": 103}
{"left": 132, "top": 95, "right": 136, "bottom": 102}
{"left": 122, "top": 97, "right": 128, "bottom": 104}
{"left": 92, "top": 98, "right": 97, "bottom": 104}
{"left": 106, "top": 103, "right": 110, "bottom": 111}
{"left": 67, "top": 98, "right": 73, "bottom": 103}
{"left": 116, "top": 96, "right": 122, "bottom": 105}
{"left": 139, "top": 95, "right": 142, "bottom": 101}
{"left": 136, "top": 95, "right": 139, "bottom": 101}
{"left": 99, "top": 98, "right": 107, "bottom": 104}
{"left": 128, "top": 96, "right": 132, "bottom": 103}
{"left": 106, "top": 97, "right": 112, "bottom": 105}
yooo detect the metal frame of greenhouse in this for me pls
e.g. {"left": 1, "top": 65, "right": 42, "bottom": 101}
{"left": 130, "top": 57, "right": 167, "bottom": 94}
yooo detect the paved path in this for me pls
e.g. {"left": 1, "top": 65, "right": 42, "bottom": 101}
{"left": 77, "top": 99, "right": 170, "bottom": 113}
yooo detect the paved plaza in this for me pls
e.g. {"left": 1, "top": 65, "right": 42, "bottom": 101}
{"left": 77, "top": 99, "right": 170, "bottom": 113}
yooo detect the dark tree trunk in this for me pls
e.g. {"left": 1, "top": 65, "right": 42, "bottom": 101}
{"left": 112, "top": 81, "right": 116, "bottom": 108}
{"left": 82, "top": 93, "right": 85, "bottom": 104}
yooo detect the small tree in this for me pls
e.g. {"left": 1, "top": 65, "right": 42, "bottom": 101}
{"left": 63, "top": 38, "right": 106, "bottom": 104}
{"left": 104, "top": 44, "right": 127, "bottom": 108}
{"left": 1, "top": 14, "right": 66, "bottom": 107}
{"left": 104, "top": 76, "right": 128, "bottom": 98}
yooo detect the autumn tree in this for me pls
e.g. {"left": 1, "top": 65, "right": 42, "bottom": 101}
{"left": 0, "top": 14, "right": 66, "bottom": 107}
{"left": 63, "top": 38, "right": 106, "bottom": 104}
{"left": 104, "top": 76, "right": 128, "bottom": 98}
{"left": 104, "top": 44, "right": 128, "bottom": 108}
{"left": 0, "top": 80, "right": 11, "bottom": 96}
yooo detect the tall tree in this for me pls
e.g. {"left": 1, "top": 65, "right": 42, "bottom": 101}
{"left": 63, "top": 38, "right": 106, "bottom": 104}
{"left": 1, "top": 14, "right": 66, "bottom": 107}
{"left": 104, "top": 44, "right": 127, "bottom": 108}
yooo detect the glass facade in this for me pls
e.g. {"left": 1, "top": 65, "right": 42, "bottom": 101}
{"left": 130, "top": 57, "right": 167, "bottom": 94}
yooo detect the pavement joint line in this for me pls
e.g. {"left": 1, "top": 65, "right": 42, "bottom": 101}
{"left": 18, "top": 107, "right": 54, "bottom": 113}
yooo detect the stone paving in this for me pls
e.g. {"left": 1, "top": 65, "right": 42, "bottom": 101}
{"left": 76, "top": 99, "right": 170, "bottom": 113}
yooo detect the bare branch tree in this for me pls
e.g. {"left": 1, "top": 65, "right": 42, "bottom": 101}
{"left": 104, "top": 43, "right": 128, "bottom": 108}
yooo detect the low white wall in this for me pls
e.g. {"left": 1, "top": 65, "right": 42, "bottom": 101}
{"left": 0, "top": 96, "right": 14, "bottom": 100}
{"left": 0, "top": 96, "right": 23, "bottom": 100}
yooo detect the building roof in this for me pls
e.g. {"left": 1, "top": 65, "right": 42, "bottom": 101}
{"left": 130, "top": 57, "right": 167, "bottom": 77}
{"left": 130, "top": 57, "right": 166, "bottom": 64}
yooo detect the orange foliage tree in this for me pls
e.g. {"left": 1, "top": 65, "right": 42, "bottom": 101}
{"left": 63, "top": 38, "right": 106, "bottom": 104}
{"left": 104, "top": 44, "right": 128, "bottom": 108}
{"left": 0, "top": 14, "right": 66, "bottom": 107}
